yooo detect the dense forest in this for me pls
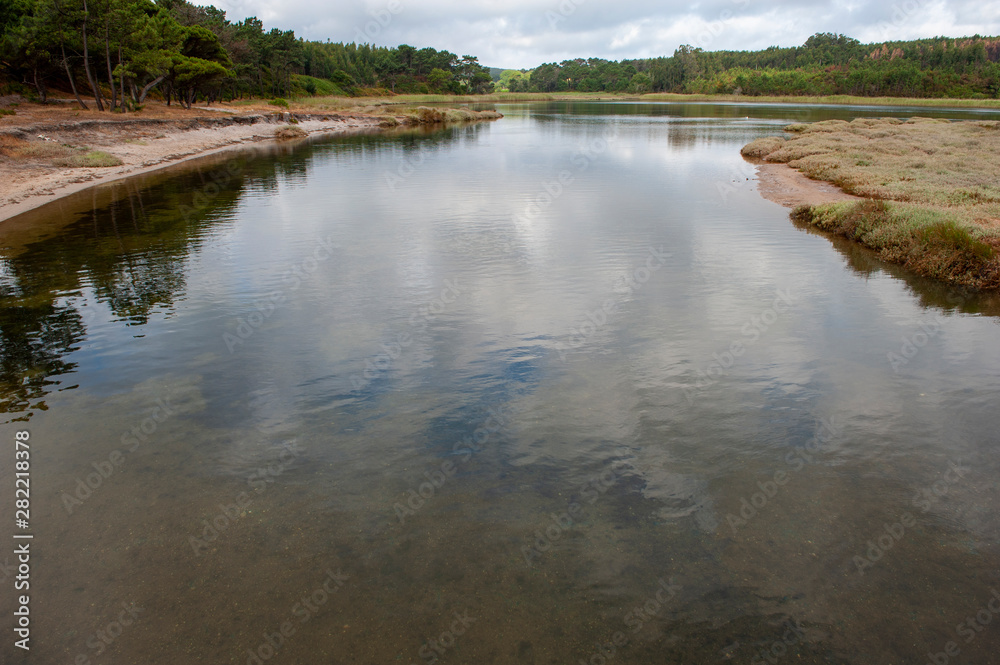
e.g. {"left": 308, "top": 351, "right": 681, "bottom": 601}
{"left": 3, "top": 0, "right": 1000, "bottom": 110}
{"left": 500, "top": 33, "right": 1000, "bottom": 98}
{"left": 0, "top": 0, "right": 494, "bottom": 109}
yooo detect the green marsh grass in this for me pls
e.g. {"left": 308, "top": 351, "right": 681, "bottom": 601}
{"left": 767, "top": 116, "right": 1000, "bottom": 288}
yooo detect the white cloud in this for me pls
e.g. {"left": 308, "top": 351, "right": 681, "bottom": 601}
{"left": 210, "top": 0, "right": 1000, "bottom": 69}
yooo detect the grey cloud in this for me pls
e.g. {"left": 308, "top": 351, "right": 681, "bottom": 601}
{"left": 215, "top": 0, "right": 1000, "bottom": 69}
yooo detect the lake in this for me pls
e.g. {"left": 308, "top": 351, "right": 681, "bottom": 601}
{"left": 2, "top": 101, "right": 1000, "bottom": 664}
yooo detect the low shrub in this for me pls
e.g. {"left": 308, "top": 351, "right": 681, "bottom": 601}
{"left": 274, "top": 125, "right": 307, "bottom": 139}
{"left": 404, "top": 107, "right": 503, "bottom": 125}
{"left": 740, "top": 137, "right": 785, "bottom": 159}
{"left": 794, "top": 199, "right": 998, "bottom": 288}
{"left": 918, "top": 220, "right": 994, "bottom": 262}
{"left": 55, "top": 150, "right": 123, "bottom": 167}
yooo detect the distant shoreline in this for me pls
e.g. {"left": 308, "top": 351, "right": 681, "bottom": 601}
{"left": 3, "top": 91, "right": 999, "bottom": 231}
{"left": 0, "top": 101, "right": 501, "bottom": 226}
{"left": 362, "top": 92, "right": 1000, "bottom": 110}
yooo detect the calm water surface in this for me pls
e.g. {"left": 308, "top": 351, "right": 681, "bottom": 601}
{"left": 2, "top": 102, "right": 1000, "bottom": 664}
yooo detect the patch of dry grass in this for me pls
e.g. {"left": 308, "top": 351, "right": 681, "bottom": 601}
{"left": 0, "top": 136, "right": 121, "bottom": 167}
{"left": 402, "top": 107, "right": 503, "bottom": 124}
{"left": 752, "top": 117, "right": 1000, "bottom": 288}
{"left": 793, "top": 199, "right": 999, "bottom": 288}
{"left": 1, "top": 136, "right": 75, "bottom": 159}
{"left": 274, "top": 125, "right": 307, "bottom": 139}
{"left": 55, "top": 150, "right": 123, "bottom": 167}
{"left": 741, "top": 137, "right": 786, "bottom": 159}
{"left": 753, "top": 117, "right": 1000, "bottom": 222}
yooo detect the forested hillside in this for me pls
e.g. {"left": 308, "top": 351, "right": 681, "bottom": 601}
{"left": 0, "top": 0, "right": 494, "bottom": 109}
{"left": 3, "top": 2, "right": 999, "bottom": 113}
{"left": 500, "top": 33, "right": 1000, "bottom": 98}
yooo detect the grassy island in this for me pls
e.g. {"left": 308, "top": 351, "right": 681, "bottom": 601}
{"left": 744, "top": 118, "right": 1000, "bottom": 289}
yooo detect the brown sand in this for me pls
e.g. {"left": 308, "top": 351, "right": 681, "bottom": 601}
{"left": 753, "top": 162, "right": 861, "bottom": 208}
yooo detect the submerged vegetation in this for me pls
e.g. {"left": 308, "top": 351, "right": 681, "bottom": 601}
{"left": 747, "top": 118, "right": 1000, "bottom": 288}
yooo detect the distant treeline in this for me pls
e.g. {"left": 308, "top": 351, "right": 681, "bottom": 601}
{"left": 499, "top": 33, "right": 1000, "bottom": 98}
{"left": 4, "top": 5, "right": 999, "bottom": 111}
{"left": 0, "top": 0, "right": 494, "bottom": 110}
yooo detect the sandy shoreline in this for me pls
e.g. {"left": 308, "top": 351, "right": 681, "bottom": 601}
{"left": 752, "top": 162, "right": 861, "bottom": 208}
{"left": 0, "top": 114, "right": 382, "bottom": 224}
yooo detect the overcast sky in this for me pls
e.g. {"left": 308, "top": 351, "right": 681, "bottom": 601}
{"left": 211, "top": 0, "right": 1000, "bottom": 69}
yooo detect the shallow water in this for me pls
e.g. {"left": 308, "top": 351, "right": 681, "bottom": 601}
{"left": 2, "top": 102, "right": 1000, "bottom": 665}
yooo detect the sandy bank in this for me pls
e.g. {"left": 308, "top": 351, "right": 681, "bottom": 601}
{"left": 0, "top": 113, "right": 380, "bottom": 223}
{"left": 753, "top": 162, "right": 861, "bottom": 208}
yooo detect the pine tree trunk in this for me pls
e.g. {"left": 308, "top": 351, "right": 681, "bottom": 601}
{"left": 137, "top": 76, "right": 165, "bottom": 103}
{"left": 104, "top": 20, "right": 117, "bottom": 111}
{"left": 61, "top": 45, "right": 89, "bottom": 109}
{"left": 118, "top": 46, "right": 125, "bottom": 111}
{"left": 81, "top": 0, "right": 105, "bottom": 111}
{"left": 32, "top": 68, "right": 47, "bottom": 102}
